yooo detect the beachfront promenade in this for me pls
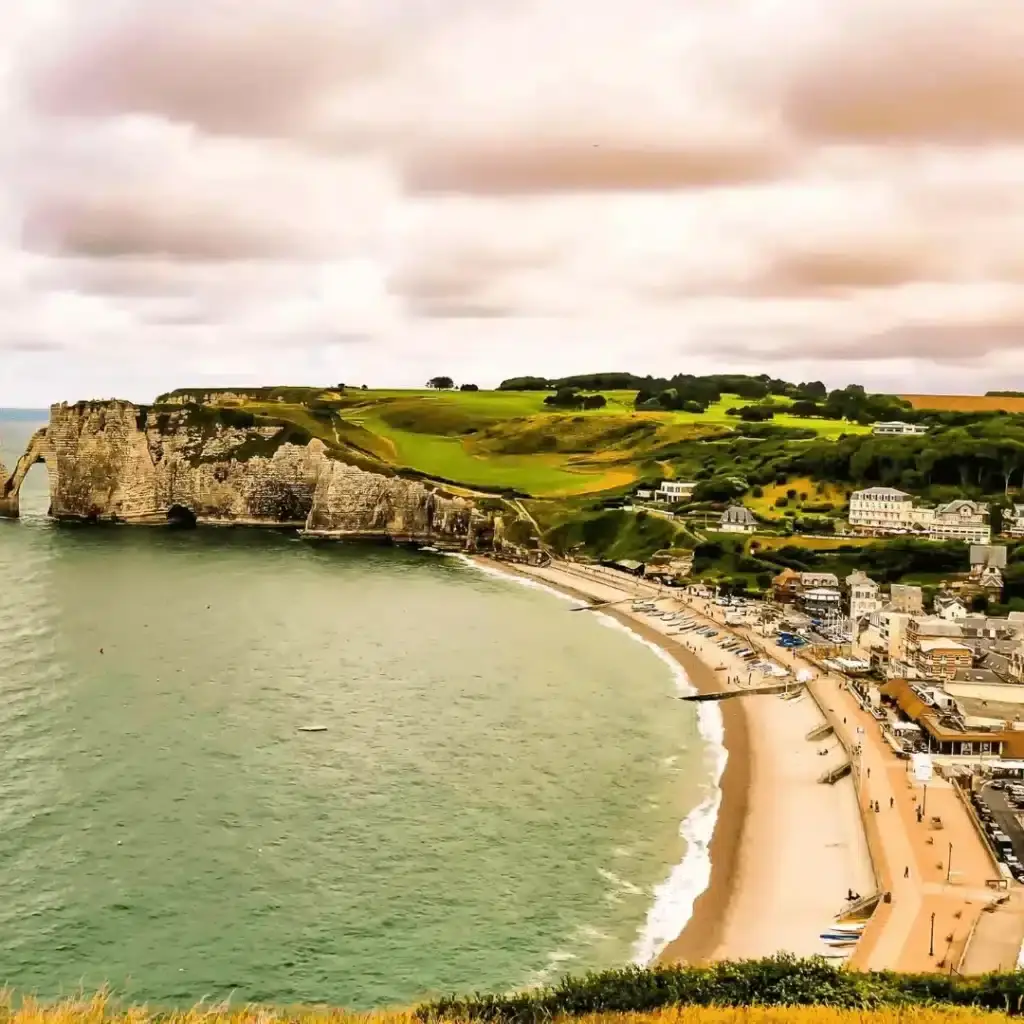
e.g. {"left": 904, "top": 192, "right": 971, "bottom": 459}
{"left": 505, "top": 558, "right": 1024, "bottom": 973}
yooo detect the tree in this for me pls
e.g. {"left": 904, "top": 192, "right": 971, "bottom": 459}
{"left": 427, "top": 376, "right": 454, "bottom": 389}
{"left": 460, "top": 383, "right": 480, "bottom": 392}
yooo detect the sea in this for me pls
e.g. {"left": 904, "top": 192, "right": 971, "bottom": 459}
{"left": 0, "top": 410, "right": 724, "bottom": 1008}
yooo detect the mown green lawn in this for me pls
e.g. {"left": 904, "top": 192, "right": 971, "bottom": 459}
{"left": 356, "top": 412, "right": 635, "bottom": 496}
{"left": 354, "top": 389, "right": 868, "bottom": 437}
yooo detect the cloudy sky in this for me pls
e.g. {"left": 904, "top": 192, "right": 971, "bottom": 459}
{"left": 1, "top": 0, "right": 1023, "bottom": 406}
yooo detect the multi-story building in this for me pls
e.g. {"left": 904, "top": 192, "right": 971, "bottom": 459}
{"left": 845, "top": 570, "right": 881, "bottom": 623}
{"left": 904, "top": 615, "right": 965, "bottom": 661}
{"left": 848, "top": 489, "right": 991, "bottom": 543}
{"left": 848, "top": 487, "right": 914, "bottom": 531}
{"left": 655, "top": 480, "right": 696, "bottom": 503}
{"left": 1005, "top": 505, "right": 1024, "bottom": 538}
{"left": 916, "top": 639, "right": 974, "bottom": 680}
{"left": 889, "top": 584, "right": 924, "bottom": 614}
{"left": 929, "top": 500, "right": 991, "bottom": 544}
{"left": 871, "top": 421, "right": 929, "bottom": 436}
{"left": 772, "top": 568, "right": 802, "bottom": 604}
{"left": 799, "top": 587, "right": 843, "bottom": 620}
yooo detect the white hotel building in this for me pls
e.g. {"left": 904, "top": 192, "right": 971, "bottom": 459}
{"left": 848, "top": 488, "right": 990, "bottom": 544}
{"left": 847, "top": 487, "right": 916, "bottom": 531}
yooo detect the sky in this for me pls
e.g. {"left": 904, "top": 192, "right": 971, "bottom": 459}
{"left": 2, "top": 0, "right": 1023, "bottom": 406}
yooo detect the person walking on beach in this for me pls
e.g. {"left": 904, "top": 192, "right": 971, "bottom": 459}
{"left": 890, "top": 796, "right": 894, "bottom": 808}
{"left": 904, "top": 865, "right": 910, "bottom": 878}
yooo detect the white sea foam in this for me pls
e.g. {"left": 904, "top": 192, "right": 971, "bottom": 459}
{"left": 453, "top": 554, "right": 585, "bottom": 607}
{"left": 591, "top": 612, "right": 728, "bottom": 965}
{"left": 458, "top": 557, "right": 729, "bottom": 969}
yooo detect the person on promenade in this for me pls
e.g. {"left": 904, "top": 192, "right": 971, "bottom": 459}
{"left": 904, "top": 865, "right": 910, "bottom": 878}
{"left": 890, "top": 796, "right": 894, "bottom": 808}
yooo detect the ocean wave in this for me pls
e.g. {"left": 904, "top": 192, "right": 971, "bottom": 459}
{"left": 456, "top": 558, "right": 729, "bottom": 970}
{"left": 591, "top": 612, "right": 728, "bottom": 966}
{"left": 453, "top": 555, "right": 586, "bottom": 607}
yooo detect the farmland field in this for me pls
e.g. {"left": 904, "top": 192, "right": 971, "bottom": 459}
{"left": 901, "top": 394, "right": 1024, "bottom": 413}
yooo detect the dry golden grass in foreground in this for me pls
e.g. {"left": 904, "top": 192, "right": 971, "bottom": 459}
{"left": 1, "top": 1003, "right": 1018, "bottom": 1024}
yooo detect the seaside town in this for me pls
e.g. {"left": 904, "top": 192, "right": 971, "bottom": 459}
{"left": 492, "top": 418, "right": 1024, "bottom": 978}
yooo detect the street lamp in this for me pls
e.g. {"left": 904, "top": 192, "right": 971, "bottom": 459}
{"left": 929, "top": 911, "right": 936, "bottom": 956}
{"left": 947, "top": 842, "right": 953, "bottom": 883}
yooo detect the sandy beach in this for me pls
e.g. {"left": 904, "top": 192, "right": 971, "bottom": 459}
{"left": 475, "top": 557, "right": 875, "bottom": 966}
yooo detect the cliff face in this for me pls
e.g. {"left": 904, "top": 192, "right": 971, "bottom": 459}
{"left": 0, "top": 400, "right": 489, "bottom": 549}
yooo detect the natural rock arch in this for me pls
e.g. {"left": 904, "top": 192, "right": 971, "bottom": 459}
{"left": 0, "top": 427, "right": 56, "bottom": 519}
{"left": 166, "top": 504, "right": 198, "bottom": 528}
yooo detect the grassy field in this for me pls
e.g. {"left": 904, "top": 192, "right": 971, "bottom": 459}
{"left": 750, "top": 534, "right": 873, "bottom": 552}
{"left": 901, "top": 394, "right": 1024, "bottom": 413}
{"left": 6, "top": 1001, "right": 1014, "bottom": 1024}
{"left": 744, "top": 478, "right": 850, "bottom": 521}
{"left": 181, "top": 387, "right": 872, "bottom": 499}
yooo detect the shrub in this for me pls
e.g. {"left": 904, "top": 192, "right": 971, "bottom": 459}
{"left": 774, "top": 496, "right": 788, "bottom": 508}
{"left": 751, "top": 485, "right": 764, "bottom": 498}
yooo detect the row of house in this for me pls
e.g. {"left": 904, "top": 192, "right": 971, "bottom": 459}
{"left": 848, "top": 488, "right": 992, "bottom": 543}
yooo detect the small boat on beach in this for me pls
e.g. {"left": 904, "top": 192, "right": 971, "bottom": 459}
{"left": 298, "top": 725, "right": 328, "bottom": 733}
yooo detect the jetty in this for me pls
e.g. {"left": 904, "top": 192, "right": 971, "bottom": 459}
{"left": 679, "top": 681, "right": 806, "bottom": 702}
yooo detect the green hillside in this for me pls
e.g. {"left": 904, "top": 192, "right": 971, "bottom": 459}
{"left": 152, "top": 376, "right": 1024, "bottom": 574}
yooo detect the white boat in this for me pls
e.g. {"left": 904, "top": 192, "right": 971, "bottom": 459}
{"left": 298, "top": 725, "right": 328, "bottom": 733}
{"left": 419, "top": 545, "right": 440, "bottom": 554}
{"left": 831, "top": 921, "right": 866, "bottom": 931}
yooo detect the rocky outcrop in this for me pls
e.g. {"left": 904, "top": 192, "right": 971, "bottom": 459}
{"left": 0, "top": 400, "right": 491, "bottom": 550}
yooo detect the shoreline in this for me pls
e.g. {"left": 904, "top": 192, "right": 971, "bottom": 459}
{"left": 466, "top": 556, "right": 751, "bottom": 966}
{"left": 467, "top": 556, "right": 874, "bottom": 970}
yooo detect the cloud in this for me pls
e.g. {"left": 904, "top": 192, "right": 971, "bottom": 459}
{"left": 403, "top": 137, "right": 789, "bottom": 196}
{"left": 781, "top": 0, "right": 1024, "bottom": 144}
{"left": 5, "top": 0, "right": 1024, "bottom": 405}
{"left": 21, "top": 0, "right": 414, "bottom": 141}
{"left": 749, "top": 240, "right": 943, "bottom": 296}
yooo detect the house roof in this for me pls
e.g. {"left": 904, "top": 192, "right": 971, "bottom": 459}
{"left": 721, "top": 505, "right": 756, "bottom": 524}
{"left": 879, "top": 679, "right": 1017, "bottom": 742}
{"left": 800, "top": 572, "right": 839, "bottom": 585}
{"left": 952, "top": 668, "right": 1005, "bottom": 684}
{"left": 919, "top": 638, "right": 971, "bottom": 653}
{"left": 852, "top": 487, "right": 910, "bottom": 499}
{"left": 936, "top": 499, "right": 983, "bottom": 516}
{"left": 970, "top": 544, "right": 1007, "bottom": 568}
{"left": 910, "top": 618, "right": 963, "bottom": 637}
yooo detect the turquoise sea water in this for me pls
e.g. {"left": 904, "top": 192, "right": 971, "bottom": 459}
{"left": 0, "top": 412, "right": 719, "bottom": 1008}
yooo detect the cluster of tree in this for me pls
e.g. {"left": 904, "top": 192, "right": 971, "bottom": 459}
{"left": 726, "top": 405, "right": 775, "bottom": 422}
{"left": 988, "top": 391, "right": 1024, "bottom": 398}
{"left": 543, "top": 388, "right": 608, "bottom": 410}
{"left": 496, "top": 376, "right": 551, "bottom": 391}
{"left": 426, "top": 377, "right": 479, "bottom": 391}
{"left": 788, "top": 416, "right": 1024, "bottom": 495}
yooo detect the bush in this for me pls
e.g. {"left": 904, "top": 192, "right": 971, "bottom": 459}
{"left": 786, "top": 488, "right": 797, "bottom": 499}
{"left": 751, "top": 485, "right": 764, "bottom": 498}
{"left": 774, "top": 496, "right": 788, "bottom": 508}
